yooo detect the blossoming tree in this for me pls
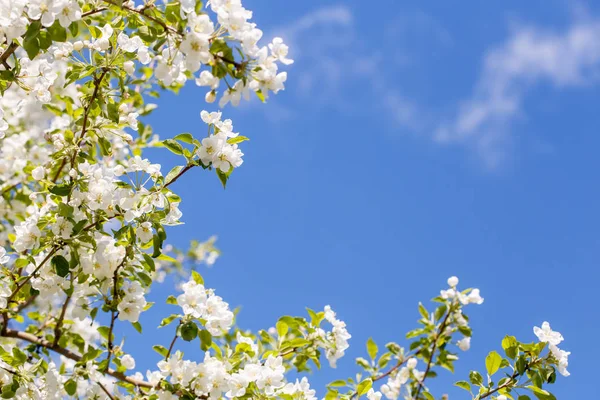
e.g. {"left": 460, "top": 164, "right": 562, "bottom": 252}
{"left": 0, "top": 0, "right": 570, "bottom": 399}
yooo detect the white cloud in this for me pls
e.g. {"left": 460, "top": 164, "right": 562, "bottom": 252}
{"left": 271, "top": 4, "right": 426, "bottom": 129}
{"left": 436, "top": 18, "right": 600, "bottom": 167}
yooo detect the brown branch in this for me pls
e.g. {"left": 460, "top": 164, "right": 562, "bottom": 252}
{"left": 164, "top": 164, "right": 194, "bottom": 188}
{"left": 348, "top": 351, "right": 420, "bottom": 399}
{"left": 53, "top": 68, "right": 110, "bottom": 182}
{"left": 0, "top": 42, "right": 18, "bottom": 70}
{"left": 104, "top": 257, "right": 126, "bottom": 371}
{"left": 414, "top": 307, "right": 454, "bottom": 399}
{"left": 2, "top": 329, "right": 153, "bottom": 387}
{"left": 165, "top": 323, "right": 181, "bottom": 360}
{"left": 102, "top": 0, "right": 181, "bottom": 35}
{"left": 82, "top": 7, "right": 108, "bottom": 17}
{"left": 97, "top": 382, "right": 116, "bottom": 400}
{"left": 52, "top": 275, "right": 74, "bottom": 347}
{"left": 478, "top": 370, "right": 519, "bottom": 399}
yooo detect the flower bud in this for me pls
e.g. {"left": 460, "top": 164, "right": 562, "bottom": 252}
{"left": 73, "top": 41, "right": 84, "bottom": 51}
{"left": 205, "top": 90, "right": 217, "bottom": 103}
{"left": 447, "top": 276, "right": 459, "bottom": 287}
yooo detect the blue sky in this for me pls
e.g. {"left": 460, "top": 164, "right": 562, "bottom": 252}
{"left": 127, "top": 0, "right": 600, "bottom": 398}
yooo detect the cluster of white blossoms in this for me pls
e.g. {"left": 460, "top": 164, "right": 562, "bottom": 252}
{"left": 198, "top": 111, "right": 244, "bottom": 172}
{"left": 534, "top": 321, "right": 571, "bottom": 377}
{"left": 312, "top": 305, "right": 352, "bottom": 368}
{"left": 441, "top": 276, "right": 484, "bottom": 305}
{"left": 148, "top": 350, "right": 316, "bottom": 400}
{"left": 177, "top": 279, "right": 234, "bottom": 336}
{"left": 378, "top": 358, "right": 423, "bottom": 400}
{"left": 118, "top": 280, "right": 148, "bottom": 322}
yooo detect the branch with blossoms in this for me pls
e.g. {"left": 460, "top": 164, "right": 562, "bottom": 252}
{"left": 0, "top": 0, "right": 571, "bottom": 399}
{"left": 324, "top": 278, "right": 569, "bottom": 400}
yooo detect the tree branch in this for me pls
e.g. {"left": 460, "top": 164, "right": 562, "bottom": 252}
{"left": 2, "top": 329, "right": 153, "bottom": 388}
{"left": 0, "top": 42, "right": 18, "bottom": 70}
{"left": 52, "top": 276, "right": 74, "bottom": 347}
{"left": 53, "top": 68, "right": 110, "bottom": 182}
{"left": 414, "top": 306, "right": 454, "bottom": 399}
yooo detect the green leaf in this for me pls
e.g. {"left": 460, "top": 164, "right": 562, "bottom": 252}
{"left": 434, "top": 304, "right": 447, "bottom": 322}
{"left": 227, "top": 135, "right": 249, "bottom": 144}
{"left": 191, "top": 270, "right": 204, "bottom": 285}
{"left": 454, "top": 381, "right": 471, "bottom": 392}
{"left": 49, "top": 182, "right": 73, "bottom": 196}
{"left": 418, "top": 302, "right": 428, "bottom": 319}
{"left": 174, "top": 132, "right": 195, "bottom": 144}
{"left": 51, "top": 255, "right": 70, "bottom": 278}
{"left": 527, "top": 386, "right": 556, "bottom": 400}
{"left": 23, "top": 30, "right": 40, "bottom": 60}
{"left": 97, "top": 326, "right": 112, "bottom": 341}
{"left": 502, "top": 335, "right": 519, "bottom": 359}
{"left": 199, "top": 329, "right": 212, "bottom": 351}
{"left": 131, "top": 321, "right": 142, "bottom": 334}
{"left": 422, "top": 393, "right": 434, "bottom": 400}
{"left": 216, "top": 168, "right": 231, "bottom": 188}
{"left": 366, "top": 337, "right": 378, "bottom": 360}
{"left": 165, "top": 165, "right": 184, "bottom": 184}
{"left": 356, "top": 379, "right": 372, "bottom": 396}
{"left": 159, "top": 314, "right": 179, "bottom": 327}
{"left": 485, "top": 351, "right": 503, "bottom": 376}
{"left": 142, "top": 253, "right": 155, "bottom": 272}
{"left": 276, "top": 320, "right": 288, "bottom": 338}
{"left": 163, "top": 139, "right": 184, "bottom": 155}
{"left": 152, "top": 345, "right": 168, "bottom": 357}
{"left": 516, "top": 355, "right": 527, "bottom": 375}
{"left": 469, "top": 371, "right": 483, "bottom": 386}
{"left": 47, "top": 22, "right": 67, "bottom": 42}
{"left": 64, "top": 379, "right": 77, "bottom": 396}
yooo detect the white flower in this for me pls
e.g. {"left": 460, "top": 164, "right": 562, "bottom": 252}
{"left": 320, "top": 305, "right": 351, "bottom": 368}
{"left": 447, "top": 276, "right": 459, "bottom": 287}
{"left": 406, "top": 358, "right": 417, "bottom": 369}
{"left": 0, "top": 247, "right": 9, "bottom": 264}
{"left": 136, "top": 221, "right": 153, "bottom": 243}
{"left": 269, "top": 37, "right": 294, "bottom": 65}
{"left": 32, "top": 165, "right": 46, "bottom": 180}
{"left": 459, "top": 288, "right": 484, "bottom": 305}
{"left": 549, "top": 344, "right": 570, "bottom": 377}
{"left": 367, "top": 389, "right": 382, "bottom": 400}
{"left": 27, "top": 0, "right": 61, "bottom": 27}
{"left": 52, "top": 216, "right": 73, "bottom": 239}
{"left": 196, "top": 70, "right": 219, "bottom": 89}
{"left": 56, "top": 0, "right": 81, "bottom": 28}
{"left": 121, "top": 354, "right": 136, "bottom": 370}
{"left": 497, "top": 396, "right": 507, "bottom": 400}
{"left": 534, "top": 322, "right": 563, "bottom": 346}
{"left": 457, "top": 337, "right": 471, "bottom": 351}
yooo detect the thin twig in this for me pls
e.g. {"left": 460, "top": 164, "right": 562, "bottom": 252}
{"left": 53, "top": 68, "right": 110, "bottom": 182}
{"left": 52, "top": 274, "right": 74, "bottom": 347}
{"left": 414, "top": 307, "right": 454, "bottom": 399}
{"left": 82, "top": 7, "right": 108, "bottom": 17}
{"left": 165, "top": 323, "right": 181, "bottom": 360}
{"left": 97, "top": 382, "right": 116, "bottom": 400}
